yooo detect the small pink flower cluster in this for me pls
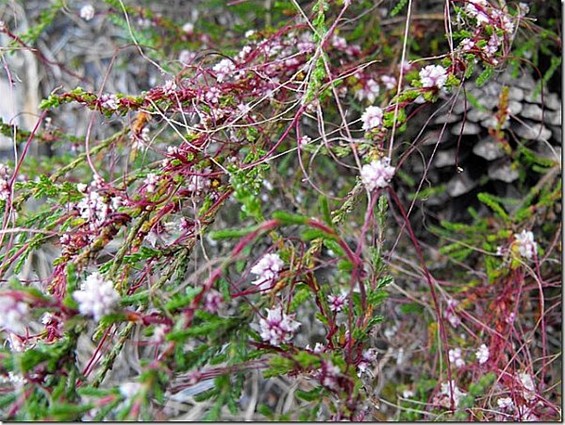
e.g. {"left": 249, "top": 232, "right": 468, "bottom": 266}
{"left": 0, "top": 293, "right": 29, "bottom": 334}
{"left": 357, "top": 348, "right": 378, "bottom": 376}
{"left": 458, "top": 0, "right": 522, "bottom": 64}
{"left": 361, "top": 106, "right": 384, "bottom": 131}
{"left": 250, "top": 252, "right": 284, "bottom": 292}
{"left": 327, "top": 293, "right": 347, "bottom": 313}
{"left": 354, "top": 74, "right": 380, "bottom": 103}
{"left": 444, "top": 298, "right": 461, "bottom": 328}
{"left": 258, "top": 306, "right": 300, "bottom": 347}
{"left": 360, "top": 157, "right": 395, "bottom": 191}
{"left": 317, "top": 360, "right": 342, "bottom": 391}
{"left": 72, "top": 272, "right": 120, "bottom": 321}
{"left": 419, "top": 65, "right": 449, "bottom": 90}
{"left": 0, "top": 164, "right": 11, "bottom": 201}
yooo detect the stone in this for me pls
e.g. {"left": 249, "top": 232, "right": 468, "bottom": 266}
{"left": 446, "top": 171, "right": 477, "bottom": 197}
{"left": 488, "top": 161, "right": 519, "bottom": 183}
{"left": 514, "top": 121, "right": 552, "bottom": 141}
{"left": 451, "top": 121, "right": 481, "bottom": 135}
{"left": 473, "top": 138, "right": 506, "bottom": 161}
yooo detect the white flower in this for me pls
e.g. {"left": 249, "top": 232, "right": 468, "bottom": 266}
{"left": 259, "top": 306, "right": 300, "bottom": 346}
{"left": 402, "top": 389, "right": 415, "bottom": 398}
{"left": 0, "top": 294, "right": 29, "bottom": 334}
{"left": 77, "top": 190, "right": 109, "bottom": 229}
{"left": 355, "top": 78, "right": 380, "bottom": 103}
{"left": 497, "top": 397, "right": 514, "bottom": 410}
{"left": 448, "top": 348, "right": 465, "bottom": 368}
{"left": 360, "top": 157, "right": 395, "bottom": 191}
{"left": 250, "top": 253, "right": 284, "bottom": 291}
{"left": 0, "top": 177, "right": 10, "bottom": 201}
{"left": 516, "top": 405, "right": 538, "bottom": 421}
{"left": 440, "top": 380, "right": 467, "bottom": 407}
{"left": 514, "top": 230, "right": 537, "bottom": 261}
{"left": 476, "top": 344, "right": 489, "bottom": 364}
{"left": 444, "top": 299, "right": 461, "bottom": 328}
{"left": 361, "top": 106, "right": 384, "bottom": 130}
{"left": 419, "top": 65, "right": 448, "bottom": 89}
{"left": 80, "top": 4, "right": 95, "bottom": 21}
{"left": 73, "top": 272, "right": 120, "bottom": 321}
{"left": 518, "top": 3, "right": 529, "bottom": 17}
{"left": 380, "top": 75, "right": 397, "bottom": 90}
{"left": 99, "top": 94, "right": 119, "bottom": 110}
{"left": 182, "top": 22, "right": 194, "bottom": 34}
{"left": 312, "top": 342, "right": 324, "bottom": 353}
{"left": 144, "top": 173, "right": 158, "bottom": 193}
{"left": 213, "top": 59, "right": 236, "bottom": 83}
{"left": 518, "top": 372, "right": 536, "bottom": 400}
{"left": 203, "top": 289, "right": 223, "bottom": 314}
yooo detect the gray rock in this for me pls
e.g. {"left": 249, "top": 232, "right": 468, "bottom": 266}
{"left": 473, "top": 137, "right": 506, "bottom": 161}
{"left": 508, "top": 86, "right": 525, "bottom": 101}
{"left": 422, "top": 128, "right": 451, "bottom": 146}
{"left": 520, "top": 104, "right": 544, "bottom": 121}
{"left": 514, "top": 121, "right": 552, "bottom": 141}
{"left": 466, "top": 108, "right": 491, "bottom": 122}
{"left": 451, "top": 121, "right": 481, "bottom": 135}
{"left": 446, "top": 171, "right": 477, "bottom": 197}
{"left": 434, "top": 112, "right": 461, "bottom": 124}
{"left": 433, "top": 149, "right": 458, "bottom": 168}
{"left": 508, "top": 100, "right": 523, "bottom": 115}
{"left": 488, "top": 161, "right": 519, "bottom": 183}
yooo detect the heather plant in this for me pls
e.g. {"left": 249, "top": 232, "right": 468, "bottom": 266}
{"left": 0, "top": 0, "right": 561, "bottom": 421}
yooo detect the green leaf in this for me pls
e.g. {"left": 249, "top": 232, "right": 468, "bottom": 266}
{"left": 272, "top": 210, "right": 309, "bottom": 225}
{"left": 477, "top": 192, "right": 510, "bottom": 221}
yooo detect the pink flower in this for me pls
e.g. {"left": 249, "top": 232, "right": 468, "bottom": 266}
{"left": 331, "top": 35, "right": 347, "bottom": 50}
{"left": 355, "top": 78, "right": 380, "bottom": 103}
{"left": 360, "top": 157, "right": 395, "bottom": 191}
{"left": 419, "top": 65, "right": 448, "bottom": 89}
{"left": 250, "top": 253, "right": 284, "bottom": 292}
{"left": 73, "top": 272, "right": 120, "bottom": 321}
{"left": 380, "top": 75, "right": 397, "bottom": 90}
{"left": 144, "top": 173, "right": 158, "bottom": 193}
{"left": 259, "top": 306, "right": 300, "bottom": 346}
{"left": 327, "top": 293, "right": 346, "bottom": 313}
{"left": 99, "top": 94, "right": 119, "bottom": 110}
{"left": 213, "top": 59, "right": 236, "bottom": 83}
{"left": 318, "top": 360, "right": 341, "bottom": 390}
{"left": 203, "top": 290, "right": 223, "bottom": 314}
{"left": 460, "top": 38, "right": 475, "bottom": 51}
{"left": 361, "top": 106, "right": 384, "bottom": 130}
